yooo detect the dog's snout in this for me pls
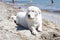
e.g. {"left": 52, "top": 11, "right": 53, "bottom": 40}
{"left": 28, "top": 15, "right": 30, "bottom": 18}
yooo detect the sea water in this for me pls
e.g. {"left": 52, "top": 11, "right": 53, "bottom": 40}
{"left": 4, "top": 0, "right": 60, "bottom": 11}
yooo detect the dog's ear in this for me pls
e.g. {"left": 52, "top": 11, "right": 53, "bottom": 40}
{"left": 39, "top": 9, "right": 41, "bottom": 14}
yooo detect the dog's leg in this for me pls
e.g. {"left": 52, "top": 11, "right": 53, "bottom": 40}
{"left": 11, "top": 16, "right": 16, "bottom": 23}
{"left": 29, "top": 27, "right": 38, "bottom": 35}
{"left": 38, "top": 25, "right": 42, "bottom": 32}
{"left": 37, "top": 22, "right": 42, "bottom": 32}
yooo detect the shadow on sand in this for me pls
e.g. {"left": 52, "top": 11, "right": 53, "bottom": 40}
{"left": 16, "top": 25, "right": 29, "bottom": 30}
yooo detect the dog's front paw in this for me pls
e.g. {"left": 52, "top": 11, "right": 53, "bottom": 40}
{"left": 32, "top": 30, "right": 38, "bottom": 35}
{"left": 30, "top": 27, "right": 38, "bottom": 35}
{"left": 37, "top": 28, "right": 42, "bottom": 32}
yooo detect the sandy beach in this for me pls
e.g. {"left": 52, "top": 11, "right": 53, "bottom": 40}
{"left": 0, "top": 2, "right": 60, "bottom": 40}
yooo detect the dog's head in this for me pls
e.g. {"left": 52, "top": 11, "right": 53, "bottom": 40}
{"left": 27, "top": 6, "right": 41, "bottom": 19}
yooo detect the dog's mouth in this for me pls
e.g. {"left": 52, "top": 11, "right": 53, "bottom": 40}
{"left": 28, "top": 17, "right": 35, "bottom": 20}
{"left": 28, "top": 17, "right": 34, "bottom": 20}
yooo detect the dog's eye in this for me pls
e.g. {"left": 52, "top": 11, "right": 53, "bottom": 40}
{"left": 32, "top": 11, "right": 34, "bottom": 12}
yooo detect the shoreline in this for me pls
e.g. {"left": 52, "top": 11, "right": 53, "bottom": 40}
{"left": 3, "top": 1, "right": 60, "bottom": 13}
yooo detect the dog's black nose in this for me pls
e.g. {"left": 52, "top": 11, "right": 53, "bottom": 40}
{"left": 28, "top": 15, "right": 30, "bottom": 18}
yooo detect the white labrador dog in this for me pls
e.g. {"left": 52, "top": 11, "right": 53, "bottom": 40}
{"left": 25, "top": 6, "right": 42, "bottom": 35}
{"left": 12, "top": 6, "right": 42, "bottom": 35}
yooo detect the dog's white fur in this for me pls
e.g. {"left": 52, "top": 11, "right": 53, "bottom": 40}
{"left": 12, "top": 6, "right": 42, "bottom": 35}
{"left": 16, "top": 12, "right": 28, "bottom": 27}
